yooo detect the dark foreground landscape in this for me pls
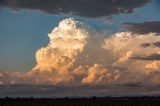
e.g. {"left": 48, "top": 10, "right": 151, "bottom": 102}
{"left": 0, "top": 97, "right": 160, "bottom": 106}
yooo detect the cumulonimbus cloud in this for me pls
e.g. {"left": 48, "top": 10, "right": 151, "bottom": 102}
{"left": 0, "top": 18, "right": 160, "bottom": 86}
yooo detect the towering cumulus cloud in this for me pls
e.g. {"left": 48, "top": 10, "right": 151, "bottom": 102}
{"left": 33, "top": 18, "right": 88, "bottom": 73}
{"left": 0, "top": 18, "right": 160, "bottom": 86}
{"left": 29, "top": 18, "right": 120, "bottom": 85}
{"left": 30, "top": 18, "right": 90, "bottom": 84}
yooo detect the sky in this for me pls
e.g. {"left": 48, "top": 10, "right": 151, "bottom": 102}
{"left": 0, "top": 0, "right": 160, "bottom": 97}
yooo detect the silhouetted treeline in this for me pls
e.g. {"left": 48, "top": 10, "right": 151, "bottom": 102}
{"left": 0, "top": 96, "right": 160, "bottom": 106}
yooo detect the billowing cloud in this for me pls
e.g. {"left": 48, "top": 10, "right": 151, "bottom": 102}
{"left": 145, "top": 61, "right": 160, "bottom": 71}
{"left": 30, "top": 18, "right": 121, "bottom": 85}
{"left": 0, "top": 0, "right": 149, "bottom": 18}
{"left": 81, "top": 64, "right": 120, "bottom": 84}
{"left": 123, "top": 21, "right": 160, "bottom": 34}
{"left": 0, "top": 18, "right": 160, "bottom": 96}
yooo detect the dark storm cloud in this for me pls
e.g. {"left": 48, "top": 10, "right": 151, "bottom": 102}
{"left": 131, "top": 53, "right": 160, "bottom": 60}
{"left": 140, "top": 41, "right": 160, "bottom": 48}
{"left": 0, "top": 0, "right": 149, "bottom": 18}
{"left": 123, "top": 21, "right": 160, "bottom": 34}
{"left": 153, "top": 41, "right": 160, "bottom": 47}
{"left": 140, "top": 43, "right": 151, "bottom": 48}
{"left": 122, "top": 83, "right": 143, "bottom": 87}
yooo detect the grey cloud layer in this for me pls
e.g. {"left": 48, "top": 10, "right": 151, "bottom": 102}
{"left": 140, "top": 41, "right": 160, "bottom": 48}
{"left": 0, "top": 84, "right": 160, "bottom": 97}
{"left": 0, "top": 0, "right": 149, "bottom": 18}
{"left": 132, "top": 53, "right": 160, "bottom": 60}
{"left": 123, "top": 21, "right": 160, "bottom": 34}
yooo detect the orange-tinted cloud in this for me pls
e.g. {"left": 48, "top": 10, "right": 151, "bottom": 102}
{"left": 0, "top": 18, "right": 160, "bottom": 86}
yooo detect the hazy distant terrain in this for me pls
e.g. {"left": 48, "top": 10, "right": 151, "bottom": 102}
{"left": 1, "top": 97, "right": 160, "bottom": 106}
